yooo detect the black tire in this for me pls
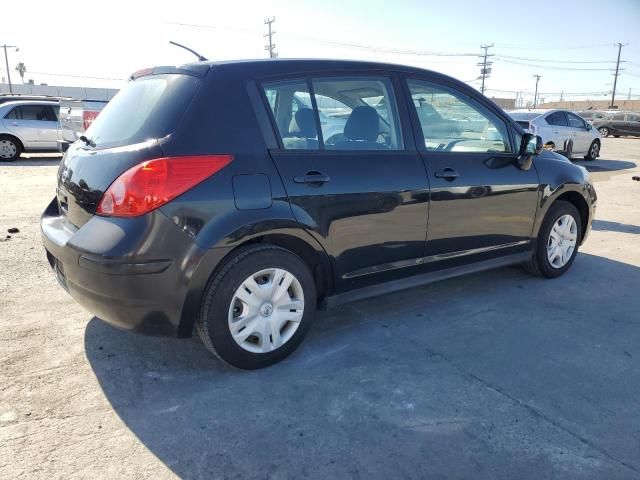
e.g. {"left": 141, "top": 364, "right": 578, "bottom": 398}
{"left": 598, "top": 127, "right": 609, "bottom": 137}
{"left": 196, "top": 244, "right": 317, "bottom": 369}
{"left": 613, "top": 135, "right": 620, "bottom": 138}
{"left": 0, "top": 135, "right": 23, "bottom": 162}
{"left": 584, "top": 140, "right": 600, "bottom": 161}
{"left": 524, "top": 200, "right": 582, "bottom": 278}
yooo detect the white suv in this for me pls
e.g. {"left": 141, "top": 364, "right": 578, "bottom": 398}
{"left": 508, "top": 109, "right": 601, "bottom": 161}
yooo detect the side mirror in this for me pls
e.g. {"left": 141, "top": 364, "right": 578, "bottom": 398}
{"left": 517, "top": 133, "right": 542, "bottom": 170}
{"left": 586, "top": 123, "right": 592, "bottom": 130}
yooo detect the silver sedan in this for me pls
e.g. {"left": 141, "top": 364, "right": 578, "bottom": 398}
{"left": 0, "top": 100, "right": 60, "bottom": 161}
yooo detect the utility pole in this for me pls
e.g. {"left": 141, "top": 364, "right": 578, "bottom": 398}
{"left": 560, "top": 90, "right": 564, "bottom": 102}
{"left": 610, "top": 42, "right": 627, "bottom": 109}
{"left": 478, "top": 43, "right": 494, "bottom": 94}
{"left": 264, "top": 17, "right": 277, "bottom": 58}
{"left": 532, "top": 74, "right": 541, "bottom": 108}
{"left": 628, "top": 88, "right": 632, "bottom": 101}
{"left": 2, "top": 44, "right": 18, "bottom": 94}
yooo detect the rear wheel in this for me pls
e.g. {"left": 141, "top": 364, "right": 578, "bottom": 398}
{"left": 196, "top": 244, "right": 316, "bottom": 369}
{"left": 584, "top": 140, "right": 600, "bottom": 161}
{"left": 524, "top": 201, "right": 582, "bottom": 278}
{"left": 598, "top": 127, "right": 609, "bottom": 137}
{"left": 0, "top": 135, "right": 22, "bottom": 162}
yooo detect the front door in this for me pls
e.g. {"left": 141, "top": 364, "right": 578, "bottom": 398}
{"left": 405, "top": 77, "right": 539, "bottom": 264}
{"left": 262, "top": 75, "right": 429, "bottom": 290}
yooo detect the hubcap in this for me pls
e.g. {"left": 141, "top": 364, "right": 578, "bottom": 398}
{"left": 599, "top": 128, "right": 608, "bottom": 138}
{"left": 0, "top": 139, "right": 17, "bottom": 159}
{"left": 590, "top": 143, "right": 599, "bottom": 157}
{"left": 228, "top": 268, "right": 304, "bottom": 354}
{"left": 547, "top": 214, "right": 578, "bottom": 269}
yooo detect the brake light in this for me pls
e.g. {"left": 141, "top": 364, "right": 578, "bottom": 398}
{"left": 96, "top": 155, "right": 233, "bottom": 217}
{"left": 82, "top": 110, "right": 99, "bottom": 131}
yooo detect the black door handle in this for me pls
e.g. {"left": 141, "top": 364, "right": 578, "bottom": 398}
{"left": 293, "top": 172, "right": 330, "bottom": 185}
{"left": 434, "top": 168, "right": 459, "bottom": 180}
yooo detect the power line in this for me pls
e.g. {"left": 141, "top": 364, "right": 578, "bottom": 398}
{"left": 493, "top": 57, "right": 614, "bottom": 71}
{"left": 493, "top": 53, "right": 616, "bottom": 64}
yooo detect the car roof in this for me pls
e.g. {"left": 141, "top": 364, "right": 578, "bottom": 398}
{"left": 0, "top": 100, "right": 59, "bottom": 109}
{"left": 148, "top": 58, "right": 475, "bottom": 91}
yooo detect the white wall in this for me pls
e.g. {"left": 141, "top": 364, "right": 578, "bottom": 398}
{"left": 0, "top": 83, "right": 118, "bottom": 101}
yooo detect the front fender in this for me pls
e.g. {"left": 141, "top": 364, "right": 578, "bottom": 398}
{"left": 531, "top": 151, "right": 596, "bottom": 242}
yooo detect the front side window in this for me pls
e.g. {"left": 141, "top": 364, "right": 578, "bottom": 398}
{"left": 612, "top": 113, "right": 626, "bottom": 121}
{"left": 311, "top": 77, "right": 402, "bottom": 150}
{"left": 546, "top": 111, "right": 568, "bottom": 127}
{"left": 263, "top": 80, "right": 318, "bottom": 150}
{"left": 407, "top": 79, "right": 511, "bottom": 153}
{"left": 566, "top": 112, "right": 586, "bottom": 129}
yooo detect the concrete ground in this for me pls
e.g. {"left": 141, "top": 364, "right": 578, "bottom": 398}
{"left": 1, "top": 140, "right": 639, "bottom": 479}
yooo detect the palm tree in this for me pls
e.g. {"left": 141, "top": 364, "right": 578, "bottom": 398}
{"left": 15, "top": 62, "right": 26, "bottom": 83}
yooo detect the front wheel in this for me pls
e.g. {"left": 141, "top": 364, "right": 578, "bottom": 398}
{"left": 524, "top": 201, "right": 582, "bottom": 278}
{"left": 584, "top": 140, "right": 600, "bottom": 161}
{"left": 598, "top": 127, "right": 609, "bottom": 137}
{"left": 196, "top": 244, "right": 316, "bottom": 369}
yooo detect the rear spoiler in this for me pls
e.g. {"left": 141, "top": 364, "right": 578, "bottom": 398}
{"left": 129, "top": 64, "right": 210, "bottom": 81}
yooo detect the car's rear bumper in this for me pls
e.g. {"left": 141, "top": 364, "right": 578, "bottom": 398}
{"left": 40, "top": 198, "right": 207, "bottom": 336}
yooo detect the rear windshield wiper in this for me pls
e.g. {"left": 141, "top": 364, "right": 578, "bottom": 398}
{"left": 79, "top": 135, "right": 95, "bottom": 147}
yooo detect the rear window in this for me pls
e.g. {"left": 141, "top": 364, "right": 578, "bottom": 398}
{"left": 84, "top": 74, "right": 200, "bottom": 149}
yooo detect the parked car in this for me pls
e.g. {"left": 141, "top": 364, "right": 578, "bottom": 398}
{"left": 592, "top": 111, "right": 640, "bottom": 138}
{"left": 57, "top": 99, "right": 108, "bottom": 152}
{"left": 508, "top": 109, "right": 601, "bottom": 160}
{"left": 0, "top": 100, "right": 60, "bottom": 161}
{"left": 41, "top": 60, "right": 596, "bottom": 369}
{"left": 576, "top": 110, "right": 613, "bottom": 124}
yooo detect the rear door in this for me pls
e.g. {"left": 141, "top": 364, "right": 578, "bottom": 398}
{"left": 404, "top": 76, "right": 539, "bottom": 263}
{"left": 262, "top": 74, "right": 430, "bottom": 290}
{"left": 566, "top": 111, "right": 591, "bottom": 154}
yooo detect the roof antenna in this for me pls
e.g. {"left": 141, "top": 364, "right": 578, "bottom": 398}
{"left": 169, "top": 41, "right": 208, "bottom": 61}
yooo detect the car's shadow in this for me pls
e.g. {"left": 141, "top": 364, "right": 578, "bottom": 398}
{"left": 573, "top": 158, "right": 637, "bottom": 172}
{"left": 85, "top": 253, "right": 640, "bottom": 478}
{"left": 1, "top": 155, "right": 62, "bottom": 167}
{"left": 593, "top": 219, "right": 640, "bottom": 235}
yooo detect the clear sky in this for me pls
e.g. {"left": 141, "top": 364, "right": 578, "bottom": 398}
{"left": 4, "top": 0, "right": 640, "bottom": 103}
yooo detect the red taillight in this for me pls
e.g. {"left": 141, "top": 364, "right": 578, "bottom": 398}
{"left": 82, "top": 110, "right": 100, "bottom": 131}
{"left": 96, "top": 155, "right": 233, "bottom": 217}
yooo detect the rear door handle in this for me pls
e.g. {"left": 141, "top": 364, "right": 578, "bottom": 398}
{"left": 434, "top": 168, "right": 459, "bottom": 180}
{"left": 293, "top": 172, "right": 330, "bottom": 185}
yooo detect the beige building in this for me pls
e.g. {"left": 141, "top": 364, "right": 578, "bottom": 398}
{"left": 539, "top": 99, "right": 640, "bottom": 112}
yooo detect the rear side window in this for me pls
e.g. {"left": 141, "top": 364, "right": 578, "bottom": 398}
{"left": 545, "top": 111, "right": 568, "bottom": 126}
{"left": 84, "top": 74, "right": 200, "bottom": 149}
{"left": 263, "top": 80, "right": 318, "bottom": 150}
{"left": 312, "top": 77, "right": 402, "bottom": 150}
{"left": 5, "top": 105, "right": 57, "bottom": 121}
{"left": 612, "top": 113, "right": 626, "bottom": 121}
{"left": 262, "top": 76, "right": 403, "bottom": 151}
{"left": 407, "top": 79, "right": 511, "bottom": 153}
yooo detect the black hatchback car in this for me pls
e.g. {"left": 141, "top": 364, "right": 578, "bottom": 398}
{"left": 41, "top": 59, "right": 596, "bottom": 369}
